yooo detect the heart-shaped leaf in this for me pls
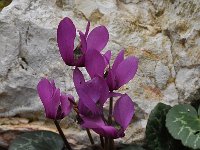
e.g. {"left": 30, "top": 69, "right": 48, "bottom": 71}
{"left": 166, "top": 104, "right": 200, "bottom": 149}
{"left": 145, "top": 103, "right": 190, "bottom": 150}
{"left": 9, "top": 130, "right": 65, "bottom": 150}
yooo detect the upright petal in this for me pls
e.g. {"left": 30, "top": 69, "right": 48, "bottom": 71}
{"left": 46, "top": 88, "right": 61, "bottom": 119}
{"left": 77, "top": 77, "right": 108, "bottom": 115}
{"left": 87, "top": 26, "right": 109, "bottom": 52}
{"left": 97, "top": 77, "right": 109, "bottom": 105}
{"left": 81, "top": 78, "right": 101, "bottom": 104}
{"left": 103, "top": 50, "right": 111, "bottom": 66}
{"left": 115, "top": 56, "right": 138, "bottom": 88}
{"left": 50, "top": 80, "right": 56, "bottom": 92}
{"left": 85, "top": 50, "right": 106, "bottom": 78}
{"left": 112, "top": 50, "right": 124, "bottom": 72}
{"left": 106, "top": 69, "right": 116, "bottom": 91}
{"left": 60, "top": 94, "right": 74, "bottom": 117}
{"left": 37, "top": 78, "right": 54, "bottom": 108}
{"left": 57, "top": 17, "right": 76, "bottom": 65}
{"left": 113, "top": 94, "right": 134, "bottom": 129}
{"left": 79, "top": 31, "right": 87, "bottom": 53}
{"left": 78, "top": 100, "right": 91, "bottom": 116}
{"left": 73, "top": 67, "right": 85, "bottom": 89}
{"left": 77, "top": 88, "right": 101, "bottom": 114}
{"left": 85, "top": 21, "right": 90, "bottom": 37}
{"left": 82, "top": 77, "right": 109, "bottom": 105}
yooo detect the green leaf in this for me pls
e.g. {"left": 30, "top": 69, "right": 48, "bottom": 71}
{"left": 119, "top": 144, "right": 145, "bottom": 150}
{"left": 0, "top": 0, "right": 12, "bottom": 10}
{"left": 166, "top": 104, "right": 200, "bottom": 149}
{"left": 198, "top": 106, "right": 200, "bottom": 116}
{"left": 9, "top": 130, "right": 65, "bottom": 150}
{"left": 145, "top": 103, "right": 189, "bottom": 150}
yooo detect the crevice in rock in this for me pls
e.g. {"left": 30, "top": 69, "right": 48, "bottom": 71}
{"left": 55, "top": 0, "right": 74, "bottom": 10}
{"left": 134, "top": 103, "right": 148, "bottom": 121}
{"left": 21, "top": 57, "right": 28, "bottom": 65}
{"left": 19, "top": 58, "right": 28, "bottom": 70}
{"left": 56, "top": 0, "right": 64, "bottom": 8}
{"left": 163, "top": 29, "right": 180, "bottom": 100}
{"left": 24, "top": 0, "right": 38, "bottom": 13}
{"left": 179, "top": 38, "right": 187, "bottom": 47}
{"left": 25, "top": 25, "right": 30, "bottom": 45}
{"left": 118, "top": 0, "right": 135, "bottom": 4}
{"left": 189, "top": 88, "right": 200, "bottom": 111}
{"left": 18, "top": 31, "right": 29, "bottom": 70}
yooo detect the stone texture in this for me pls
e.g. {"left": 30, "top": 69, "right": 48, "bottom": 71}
{"left": 0, "top": 0, "right": 200, "bottom": 145}
{"left": 0, "top": 117, "right": 92, "bottom": 150}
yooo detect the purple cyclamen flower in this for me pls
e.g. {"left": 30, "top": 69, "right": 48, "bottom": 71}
{"left": 85, "top": 50, "right": 138, "bottom": 91}
{"left": 73, "top": 67, "right": 109, "bottom": 115}
{"left": 57, "top": 17, "right": 110, "bottom": 67}
{"left": 85, "top": 49, "right": 111, "bottom": 78}
{"left": 79, "top": 94, "right": 134, "bottom": 138}
{"left": 106, "top": 50, "right": 138, "bottom": 91}
{"left": 37, "top": 78, "right": 74, "bottom": 120}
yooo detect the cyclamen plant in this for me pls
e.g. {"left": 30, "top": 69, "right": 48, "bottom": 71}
{"left": 37, "top": 17, "right": 138, "bottom": 150}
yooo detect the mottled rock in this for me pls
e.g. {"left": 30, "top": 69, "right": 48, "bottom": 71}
{"left": 176, "top": 67, "right": 200, "bottom": 101}
{"left": 163, "top": 83, "right": 178, "bottom": 105}
{"left": 155, "top": 61, "right": 170, "bottom": 89}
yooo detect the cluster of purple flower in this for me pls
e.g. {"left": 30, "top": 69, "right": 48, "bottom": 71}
{"left": 37, "top": 17, "right": 138, "bottom": 140}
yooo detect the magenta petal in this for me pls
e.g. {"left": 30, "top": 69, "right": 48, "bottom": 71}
{"left": 78, "top": 100, "right": 91, "bottom": 116}
{"left": 87, "top": 26, "right": 109, "bottom": 52}
{"left": 77, "top": 88, "right": 100, "bottom": 114}
{"left": 50, "top": 80, "right": 56, "bottom": 91}
{"left": 113, "top": 94, "right": 134, "bottom": 129}
{"left": 84, "top": 77, "right": 109, "bottom": 105}
{"left": 47, "top": 88, "right": 60, "bottom": 119}
{"left": 60, "top": 94, "right": 73, "bottom": 116}
{"left": 74, "top": 55, "right": 85, "bottom": 67}
{"left": 73, "top": 67, "right": 85, "bottom": 89}
{"left": 77, "top": 77, "right": 108, "bottom": 114}
{"left": 106, "top": 69, "right": 116, "bottom": 91}
{"left": 79, "top": 31, "right": 87, "bottom": 53}
{"left": 85, "top": 50, "right": 106, "bottom": 78}
{"left": 81, "top": 78, "right": 101, "bottom": 104}
{"left": 103, "top": 50, "right": 111, "bottom": 65}
{"left": 81, "top": 117, "right": 118, "bottom": 138}
{"left": 115, "top": 56, "right": 138, "bottom": 88}
{"left": 108, "top": 92, "right": 123, "bottom": 98}
{"left": 112, "top": 50, "right": 124, "bottom": 72}
{"left": 97, "top": 78, "right": 109, "bottom": 105}
{"left": 85, "top": 21, "right": 90, "bottom": 37}
{"left": 37, "top": 78, "right": 54, "bottom": 104}
{"left": 57, "top": 17, "right": 76, "bottom": 65}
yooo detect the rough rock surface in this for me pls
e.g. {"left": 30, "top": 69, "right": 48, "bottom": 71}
{"left": 0, "top": 0, "right": 200, "bottom": 144}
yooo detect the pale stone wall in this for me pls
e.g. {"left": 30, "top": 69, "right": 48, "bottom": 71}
{"left": 0, "top": 0, "right": 200, "bottom": 142}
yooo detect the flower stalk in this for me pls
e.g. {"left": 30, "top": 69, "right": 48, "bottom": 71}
{"left": 100, "top": 135, "right": 105, "bottom": 148}
{"left": 54, "top": 120, "right": 72, "bottom": 150}
{"left": 108, "top": 97, "right": 113, "bottom": 125}
{"left": 69, "top": 99, "right": 95, "bottom": 146}
{"left": 86, "top": 128, "right": 95, "bottom": 145}
{"left": 108, "top": 96, "right": 114, "bottom": 150}
{"left": 37, "top": 17, "right": 137, "bottom": 150}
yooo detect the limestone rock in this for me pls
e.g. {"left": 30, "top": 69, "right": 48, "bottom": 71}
{"left": 155, "top": 61, "right": 170, "bottom": 89}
